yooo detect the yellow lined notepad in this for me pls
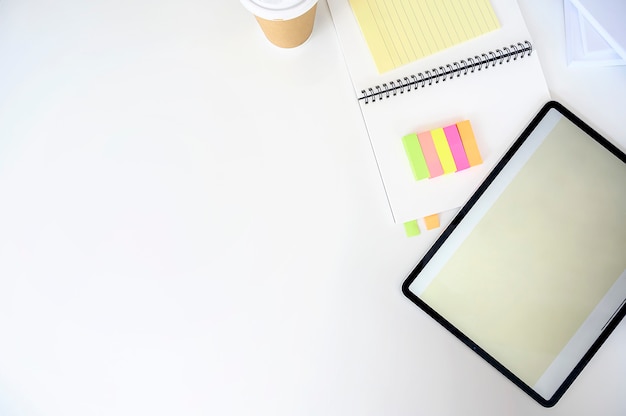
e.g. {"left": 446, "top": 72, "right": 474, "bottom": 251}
{"left": 349, "top": 0, "right": 501, "bottom": 73}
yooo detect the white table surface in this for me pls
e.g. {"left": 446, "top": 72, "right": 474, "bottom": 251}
{"left": 0, "top": 0, "right": 624, "bottom": 415}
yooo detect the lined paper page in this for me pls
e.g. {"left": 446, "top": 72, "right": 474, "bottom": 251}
{"left": 349, "top": 0, "right": 501, "bottom": 73}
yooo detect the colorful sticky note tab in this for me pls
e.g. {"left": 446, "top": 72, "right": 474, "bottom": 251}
{"left": 404, "top": 220, "right": 421, "bottom": 237}
{"left": 424, "top": 214, "right": 441, "bottom": 230}
{"left": 443, "top": 124, "right": 470, "bottom": 171}
{"left": 404, "top": 120, "right": 482, "bottom": 184}
{"left": 431, "top": 128, "right": 457, "bottom": 174}
{"left": 402, "top": 133, "right": 430, "bottom": 181}
{"left": 456, "top": 120, "right": 483, "bottom": 166}
{"left": 417, "top": 131, "right": 444, "bottom": 178}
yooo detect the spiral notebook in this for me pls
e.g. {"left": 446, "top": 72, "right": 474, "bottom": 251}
{"left": 328, "top": 0, "right": 550, "bottom": 225}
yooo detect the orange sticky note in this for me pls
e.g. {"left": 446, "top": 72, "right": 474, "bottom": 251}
{"left": 456, "top": 120, "right": 483, "bottom": 166}
{"left": 424, "top": 214, "right": 440, "bottom": 230}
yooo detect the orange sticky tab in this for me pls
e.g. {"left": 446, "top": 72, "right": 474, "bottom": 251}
{"left": 424, "top": 214, "right": 440, "bottom": 230}
{"left": 456, "top": 120, "right": 483, "bottom": 166}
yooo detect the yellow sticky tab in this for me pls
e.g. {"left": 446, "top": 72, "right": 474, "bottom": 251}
{"left": 424, "top": 214, "right": 441, "bottom": 230}
{"left": 431, "top": 128, "right": 457, "bottom": 174}
{"left": 404, "top": 220, "right": 421, "bottom": 237}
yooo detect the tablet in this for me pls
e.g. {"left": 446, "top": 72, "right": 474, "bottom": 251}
{"left": 402, "top": 101, "right": 626, "bottom": 407}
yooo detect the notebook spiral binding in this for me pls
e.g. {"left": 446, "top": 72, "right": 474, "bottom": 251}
{"left": 360, "top": 41, "right": 533, "bottom": 104}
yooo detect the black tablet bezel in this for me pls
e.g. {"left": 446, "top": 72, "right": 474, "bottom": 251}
{"left": 401, "top": 100, "right": 626, "bottom": 407}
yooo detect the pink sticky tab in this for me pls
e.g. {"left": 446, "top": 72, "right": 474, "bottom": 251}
{"left": 417, "top": 131, "right": 444, "bottom": 178}
{"left": 443, "top": 124, "right": 470, "bottom": 171}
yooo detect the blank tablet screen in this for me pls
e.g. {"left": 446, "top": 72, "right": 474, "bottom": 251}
{"left": 403, "top": 102, "right": 626, "bottom": 406}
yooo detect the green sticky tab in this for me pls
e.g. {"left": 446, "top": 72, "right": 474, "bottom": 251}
{"left": 403, "top": 220, "right": 421, "bottom": 237}
{"left": 402, "top": 133, "right": 430, "bottom": 181}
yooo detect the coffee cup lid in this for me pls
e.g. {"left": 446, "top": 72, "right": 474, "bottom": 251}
{"left": 240, "top": 0, "right": 317, "bottom": 21}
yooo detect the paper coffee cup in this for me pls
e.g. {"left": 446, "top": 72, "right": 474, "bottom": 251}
{"left": 241, "top": 0, "right": 318, "bottom": 48}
